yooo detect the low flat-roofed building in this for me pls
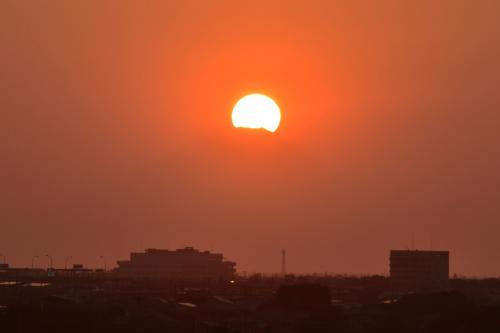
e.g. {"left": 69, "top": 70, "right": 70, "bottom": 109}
{"left": 390, "top": 250, "right": 449, "bottom": 291}
{"left": 1, "top": 268, "right": 47, "bottom": 279}
{"left": 114, "top": 247, "right": 236, "bottom": 279}
{"left": 55, "top": 264, "right": 94, "bottom": 277}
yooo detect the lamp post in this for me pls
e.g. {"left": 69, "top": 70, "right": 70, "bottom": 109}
{"left": 99, "top": 256, "right": 107, "bottom": 271}
{"left": 31, "top": 255, "right": 39, "bottom": 269}
{"left": 45, "top": 254, "right": 53, "bottom": 269}
{"left": 64, "top": 256, "right": 72, "bottom": 270}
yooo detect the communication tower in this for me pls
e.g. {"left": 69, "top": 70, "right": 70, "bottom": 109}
{"left": 281, "top": 249, "right": 287, "bottom": 276}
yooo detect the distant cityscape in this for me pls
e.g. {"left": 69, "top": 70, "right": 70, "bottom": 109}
{"left": 1, "top": 247, "right": 450, "bottom": 291}
{"left": 3, "top": 246, "right": 500, "bottom": 332}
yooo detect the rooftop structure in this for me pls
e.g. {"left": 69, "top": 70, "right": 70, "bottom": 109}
{"left": 114, "top": 247, "right": 236, "bottom": 279}
{"left": 390, "top": 250, "right": 449, "bottom": 291}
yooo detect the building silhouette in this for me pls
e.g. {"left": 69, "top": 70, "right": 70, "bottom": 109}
{"left": 114, "top": 247, "right": 236, "bottom": 279}
{"left": 390, "top": 250, "right": 449, "bottom": 291}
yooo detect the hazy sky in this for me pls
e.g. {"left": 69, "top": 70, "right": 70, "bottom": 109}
{"left": 2, "top": 0, "right": 500, "bottom": 276}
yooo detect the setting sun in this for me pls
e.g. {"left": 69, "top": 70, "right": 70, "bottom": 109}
{"left": 232, "top": 94, "right": 281, "bottom": 132}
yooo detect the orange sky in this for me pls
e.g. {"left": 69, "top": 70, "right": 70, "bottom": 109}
{"left": 2, "top": 0, "right": 500, "bottom": 276}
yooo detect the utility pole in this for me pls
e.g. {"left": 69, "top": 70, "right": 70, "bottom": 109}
{"left": 281, "top": 249, "right": 287, "bottom": 276}
{"left": 99, "top": 256, "right": 107, "bottom": 271}
{"left": 64, "top": 256, "right": 72, "bottom": 269}
{"left": 31, "top": 255, "right": 38, "bottom": 269}
{"left": 45, "top": 254, "right": 53, "bottom": 269}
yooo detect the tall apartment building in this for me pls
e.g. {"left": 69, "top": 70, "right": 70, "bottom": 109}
{"left": 390, "top": 250, "right": 449, "bottom": 291}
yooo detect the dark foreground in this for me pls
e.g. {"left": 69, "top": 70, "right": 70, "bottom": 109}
{"left": 1, "top": 275, "right": 500, "bottom": 332}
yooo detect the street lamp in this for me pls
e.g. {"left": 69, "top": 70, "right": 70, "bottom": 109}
{"left": 99, "top": 256, "right": 107, "bottom": 271}
{"left": 64, "top": 256, "right": 72, "bottom": 270}
{"left": 31, "top": 255, "right": 39, "bottom": 269}
{"left": 45, "top": 254, "right": 53, "bottom": 269}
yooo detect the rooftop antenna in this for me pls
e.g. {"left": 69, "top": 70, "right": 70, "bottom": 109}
{"left": 281, "top": 249, "right": 287, "bottom": 276}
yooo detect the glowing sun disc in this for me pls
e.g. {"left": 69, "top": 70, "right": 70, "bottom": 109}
{"left": 232, "top": 94, "right": 281, "bottom": 132}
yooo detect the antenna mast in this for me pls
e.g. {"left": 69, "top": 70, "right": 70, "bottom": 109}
{"left": 281, "top": 249, "right": 287, "bottom": 276}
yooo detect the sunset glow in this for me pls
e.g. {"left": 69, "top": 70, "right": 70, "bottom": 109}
{"left": 3, "top": 0, "right": 500, "bottom": 280}
{"left": 232, "top": 94, "right": 281, "bottom": 132}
